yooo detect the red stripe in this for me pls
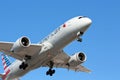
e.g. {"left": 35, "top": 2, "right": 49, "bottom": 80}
{"left": 3, "top": 61, "right": 6, "bottom": 65}
{"left": 3, "top": 69, "right": 10, "bottom": 80}
{"left": 4, "top": 66, "right": 7, "bottom": 70}
{"left": 2, "top": 57, "right": 4, "bottom": 61}
{"left": 2, "top": 60, "right": 5, "bottom": 64}
{"left": 5, "top": 69, "right": 10, "bottom": 75}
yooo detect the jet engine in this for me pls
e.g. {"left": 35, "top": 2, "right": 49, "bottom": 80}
{"left": 11, "top": 36, "right": 31, "bottom": 52}
{"left": 68, "top": 52, "right": 87, "bottom": 66}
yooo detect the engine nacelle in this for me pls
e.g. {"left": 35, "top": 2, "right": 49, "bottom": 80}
{"left": 68, "top": 52, "right": 87, "bottom": 66}
{"left": 11, "top": 36, "right": 31, "bottom": 52}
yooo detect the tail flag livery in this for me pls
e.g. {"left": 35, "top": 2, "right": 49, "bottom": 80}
{"left": 0, "top": 54, "right": 11, "bottom": 80}
{"left": 1, "top": 54, "right": 11, "bottom": 73}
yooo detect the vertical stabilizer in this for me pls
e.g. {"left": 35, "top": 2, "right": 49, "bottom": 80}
{"left": 0, "top": 54, "right": 20, "bottom": 80}
{"left": 0, "top": 54, "right": 11, "bottom": 80}
{"left": 1, "top": 54, "right": 11, "bottom": 73}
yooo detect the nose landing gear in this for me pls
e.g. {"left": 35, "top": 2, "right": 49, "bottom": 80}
{"left": 77, "top": 31, "right": 84, "bottom": 42}
{"left": 77, "top": 38, "right": 82, "bottom": 42}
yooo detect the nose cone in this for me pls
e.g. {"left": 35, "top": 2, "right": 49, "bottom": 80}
{"left": 81, "top": 17, "right": 92, "bottom": 32}
{"left": 86, "top": 18, "right": 92, "bottom": 26}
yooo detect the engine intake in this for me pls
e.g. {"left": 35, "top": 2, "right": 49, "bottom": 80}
{"left": 78, "top": 52, "right": 86, "bottom": 62}
{"left": 11, "top": 36, "right": 31, "bottom": 52}
{"left": 68, "top": 52, "right": 87, "bottom": 66}
{"left": 21, "top": 37, "right": 30, "bottom": 47}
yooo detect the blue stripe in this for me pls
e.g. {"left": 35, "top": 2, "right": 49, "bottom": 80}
{"left": 2, "top": 54, "right": 11, "bottom": 67}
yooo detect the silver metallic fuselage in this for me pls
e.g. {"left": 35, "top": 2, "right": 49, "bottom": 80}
{"left": 6, "top": 16, "right": 92, "bottom": 80}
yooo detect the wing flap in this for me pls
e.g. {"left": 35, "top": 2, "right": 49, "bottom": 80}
{"left": 53, "top": 63, "right": 91, "bottom": 73}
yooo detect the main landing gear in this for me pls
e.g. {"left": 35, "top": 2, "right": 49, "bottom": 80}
{"left": 19, "top": 55, "right": 31, "bottom": 70}
{"left": 46, "top": 69, "right": 55, "bottom": 76}
{"left": 46, "top": 61, "right": 55, "bottom": 76}
{"left": 19, "top": 62, "right": 28, "bottom": 70}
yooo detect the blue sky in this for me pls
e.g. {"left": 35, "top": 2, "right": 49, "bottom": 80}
{"left": 0, "top": 0, "right": 120, "bottom": 80}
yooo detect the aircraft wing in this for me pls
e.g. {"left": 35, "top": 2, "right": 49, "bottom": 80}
{"left": 0, "top": 42, "right": 42, "bottom": 60}
{"left": 44, "top": 50, "right": 91, "bottom": 73}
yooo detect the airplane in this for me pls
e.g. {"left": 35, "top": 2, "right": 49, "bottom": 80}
{"left": 0, "top": 16, "right": 92, "bottom": 80}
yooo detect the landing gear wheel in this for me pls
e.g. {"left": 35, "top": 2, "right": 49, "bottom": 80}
{"left": 19, "top": 55, "right": 31, "bottom": 70}
{"left": 46, "top": 69, "right": 55, "bottom": 76}
{"left": 77, "top": 38, "right": 82, "bottom": 42}
{"left": 50, "top": 73, "right": 53, "bottom": 76}
{"left": 23, "top": 63, "right": 28, "bottom": 70}
{"left": 46, "top": 61, "right": 56, "bottom": 76}
{"left": 19, "top": 62, "right": 25, "bottom": 69}
{"left": 77, "top": 31, "right": 84, "bottom": 42}
{"left": 19, "top": 64, "right": 23, "bottom": 69}
{"left": 19, "top": 62, "right": 28, "bottom": 70}
{"left": 46, "top": 71, "right": 49, "bottom": 75}
{"left": 52, "top": 70, "right": 55, "bottom": 74}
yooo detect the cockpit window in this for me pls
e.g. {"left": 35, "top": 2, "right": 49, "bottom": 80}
{"left": 78, "top": 16, "right": 87, "bottom": 19}
{"left": 78, "top": 16, "right": 83, "bottom": 19}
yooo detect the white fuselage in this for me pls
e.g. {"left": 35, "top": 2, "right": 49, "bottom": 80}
{"left": 5, "top": 16, "right": 92, "bottom": 80}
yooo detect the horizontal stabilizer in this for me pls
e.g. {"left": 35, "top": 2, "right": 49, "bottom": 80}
{"left": 0, "top": 73, "right": 3, "bottom": 79}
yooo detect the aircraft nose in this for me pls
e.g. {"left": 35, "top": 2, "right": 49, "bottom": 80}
{"left": 80, "top": 17, "right": 92, "bottom": 32}
{"left": 85, "top": 17, "right": 92, "bottom": 26}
